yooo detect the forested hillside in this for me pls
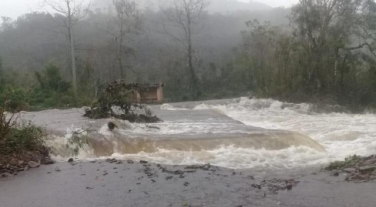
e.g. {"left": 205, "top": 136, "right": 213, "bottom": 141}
{"left": 1, "top": 0, "right": 376, "bottom": 112}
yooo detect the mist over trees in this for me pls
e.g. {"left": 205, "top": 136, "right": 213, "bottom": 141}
{"left": 0, "top": 0, "right": 376, "bottom": 111}
{"left": 240, "top": 0, "right": 376, "bottom": 109}
{"left": 44, "top": 0, "right": 91, "bottom": 98}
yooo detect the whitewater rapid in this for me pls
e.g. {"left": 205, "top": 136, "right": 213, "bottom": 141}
{"left": 161, "top": 98, "right": 376, "bottom": 170}
{"left": 19, "top": 97, "right": 376, "bottom": 171}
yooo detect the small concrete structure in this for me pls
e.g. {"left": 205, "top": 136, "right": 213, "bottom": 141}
{"left": 134, "top": 83, "right": 164, "bottom": 104}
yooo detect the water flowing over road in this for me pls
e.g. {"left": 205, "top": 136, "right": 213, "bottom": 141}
{"left": 19, "top": 97, "right": 376, "bottom": 171}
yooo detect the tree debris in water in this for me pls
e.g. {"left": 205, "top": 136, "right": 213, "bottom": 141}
{"left": 84, "top": 80, "right": 161, "bottom": 123}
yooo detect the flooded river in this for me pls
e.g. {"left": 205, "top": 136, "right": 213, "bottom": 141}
{"left": 18, "top": 97, "right": 376, "bottom": 171}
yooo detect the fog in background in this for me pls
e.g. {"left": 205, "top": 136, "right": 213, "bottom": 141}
{"left": 0, "top": 0, "right": 297, "bottom": 19}
{"left": 1, "top": 0, "right": 375, "bottom": 110}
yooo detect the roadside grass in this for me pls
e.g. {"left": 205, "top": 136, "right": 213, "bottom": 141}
{"left": 0, "top": 106, "right": 47, "bottom": 165}
{"left": 325, "top": 155, "right": 364, "bottom": 171}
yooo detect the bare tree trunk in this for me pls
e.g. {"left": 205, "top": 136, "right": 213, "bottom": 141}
{"left": 118, "top": 22, "right": 125, "bottom": 79}
{"left": 187, "top": 12, "right": 199, "bottom": 99}
{"left": 112, "top": 0, "right": 141, "bottom": 81}
{"left": 44, "top": 0, "right": 90, "bottom": 99}
{"left": 162, "top": 0, "right": 208, "bottom": 100}
{"left": 68, "top": 24, "right": 78, "bottom": 97}
{"left": 67, "top": 1, "right": 77, "bottom": 98}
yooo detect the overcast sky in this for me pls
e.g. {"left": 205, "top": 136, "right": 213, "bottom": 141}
{"left": 0, "top": 0, "right": 299, "bottom": 19}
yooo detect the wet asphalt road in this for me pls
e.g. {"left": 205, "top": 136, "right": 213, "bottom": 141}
{"left": 1, "top": 161, "right": 376, "bottom": 207}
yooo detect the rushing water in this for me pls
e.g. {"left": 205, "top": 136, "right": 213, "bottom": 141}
{"left": 19, "top": 97, "right": 376, "bottom": 171}
{"left": 168, "top": 98, "right": 376, "bottom": 170}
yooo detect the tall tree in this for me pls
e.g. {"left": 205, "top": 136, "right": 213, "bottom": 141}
{"left": 44, "top": 0, "right": 90, "bottom": 97}
{"left": 0, "top": 56, "right": 3, "bottom": 88}
{"left": 111, "top": 0, "right": 142, "bottom": 80}
{"left": 291, "top": 0, "right": 376, "bottom": 92}
{"left": 162, "top": 0, "right": 209, "bottom": 99}
{"left": 242, "top": 20, "right": 276, "bottom": 91}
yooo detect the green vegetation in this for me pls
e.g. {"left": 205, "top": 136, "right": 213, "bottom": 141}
{"left": 325, "top": 155, "right": 364, "bottom": 171}
{"left": 0, "top": 106, "right": 46, "bottom": 156}
{"left": 84, "top": 81, "right": 140, "bottom": 119}
{"left": 325, "top": 155, "right": 376, "bottom": 182}
{"left": 66, "top": 131, "right": 89, "bottom": 156}
{"left": 1, "top": 1, "right": 376, "bottom": 111}
{"left": 84, "top": 80, "right": 161, "bottom": 123}
{"left": 0, "top": 63, "right": 94, "bottom": 112}
{"left": 0, "top": 104, "right": 51, "bottom": 174}
{"left": 230, "top": 1, "right": 376, "bottom": 111}
{"left": 31, "top": 64, "right": 73, "bottom": 109}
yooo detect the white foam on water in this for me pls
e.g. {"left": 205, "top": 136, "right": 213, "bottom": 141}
{"left": 46, "top": 97, "right": 376, "bottom": 170}
{"left": 160, "top": 104, "right": 189, "bottom": 111}
{"left": 47, "top": 126, "right": 95, "bottom": 160}
{"left": 117, "top": 122, "right": 254, "bottom": 135}
{"left": 189, "top": 97, "right": 376, "bottom": 166}
{"left": 105, "top": 145, "right": 328, "bottom": 170}
{"left": 193, "top": 103, "right": 211, "bottom": 110}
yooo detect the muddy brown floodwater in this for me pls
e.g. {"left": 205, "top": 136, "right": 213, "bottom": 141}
{"left": 2, "top": 98, "right": 376, "bottom": 207}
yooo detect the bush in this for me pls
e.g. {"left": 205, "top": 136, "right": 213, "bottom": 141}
{"left": 66, "top": 130, "right": 89, "bottom": 156}
{"left": 8, "top": 121, "right": 45, "bottom": 154}
{"left": 0, "top": 86, "right": 29, "bottom": 112}
{"left": 35, "top": 64, "right": 70, "bottom": 93}
{"left": 0, "top": 106, "right": 16, "bottom": 141}
{"left": 84, "top": 80, "right": 161, "bottom": 123}
{"left": 29, "top": 63, "right": 76, "bottom": 109}
{"left": 325, "top": 155, "right": 364, "bottom": 171}
{"left": 0, "top": 106, "right": 45, "bottom": 155}
{"left": 0, "top": 63, "right": 80, "bottom": 111}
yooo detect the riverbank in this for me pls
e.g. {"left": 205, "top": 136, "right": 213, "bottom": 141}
{"left": 1, "top": 159, "right": 375, "bottom": 207}
{"left": 257, "top": 92, "right": 376, "bottom": 114}
{"left": 0, "top": 108, "right": 54, "bottom": 176}
{"left": 0, "top": 150, "right": 54, "bottom": 177}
